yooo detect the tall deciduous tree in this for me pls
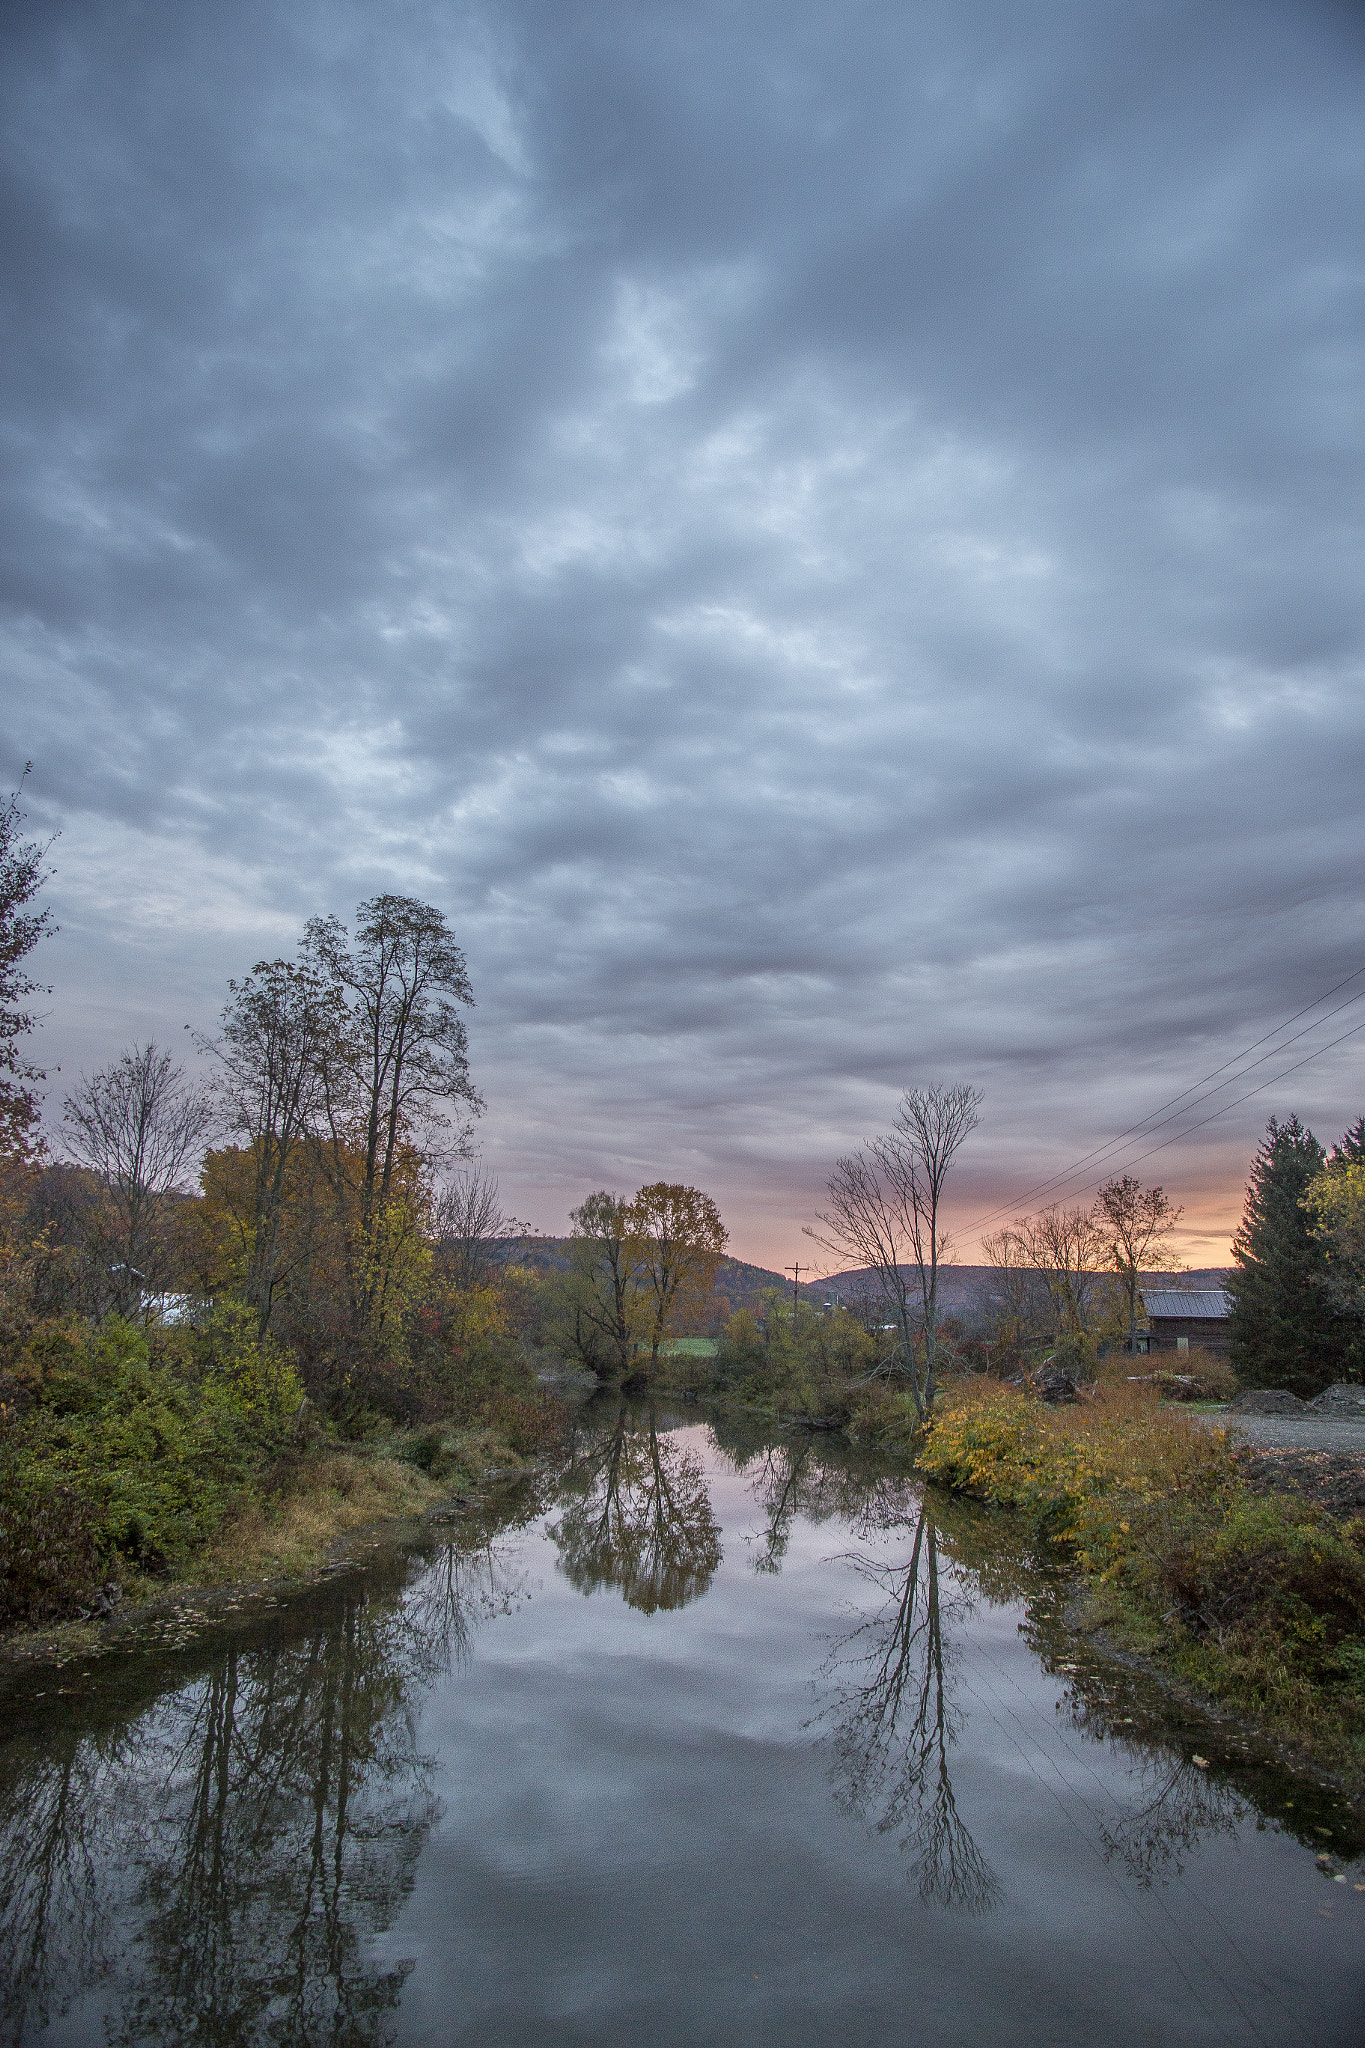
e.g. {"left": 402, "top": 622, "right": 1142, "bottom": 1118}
{"left": 0, "top": 775, "right": 55, "bottom": 1163}
{"left": 979, "top": 1225, "right": 1050, "bottom": 1358}
{"left": 563, "top": 1190, "right": 650, "bottom": 1379}
{"left": 211, "top": 957, "right": 344, "bottom": 1332}
{"left": 434, "top": 1169, "right": 516, "bottom": 1293}
{"left": 1092, "top": 1175, "right": 1183, "bottom": 1354}
{"left": 63, "top": 1043, "right": 214, "bottom": 1313}
{"left": 808, "top": 1084, "right": 981, "bottom": 1416}
{"left": 1227, "top": 1115, "right": 1350, "bottom": 1396}
{"left": 306, "top": 897, "right": 481, "bottom": 1335}
{"left": 1302, "top": 1118, "right": 1365, "bottom": 1376}
{"left": 625, "top": 1182, "right": 728, "bottom": 1371}
{"left": 1017, "top": 1203, "right": 1112, "bottom": 1346}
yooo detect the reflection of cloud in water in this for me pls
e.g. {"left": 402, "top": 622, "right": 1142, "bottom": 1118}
{"left": 550, "top": 1402, "right": 722, "bottom": 1612}
{"left": 817, "top": 1505, "right": 1002, "bottom": 1915}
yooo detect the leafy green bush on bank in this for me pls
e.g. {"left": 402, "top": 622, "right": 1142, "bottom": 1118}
{"left": 918, "top": 1381, "right": 1365, "bottom": 1764}
{"left": 0, "top": 1312, "right": 304, "bottom": 1625}
{"left": 0, "top": 1284, "right": 571, "bottom": 1634}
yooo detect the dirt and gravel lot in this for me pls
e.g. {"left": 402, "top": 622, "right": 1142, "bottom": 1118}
{"left": 1213, "top": 1412, "right": 1365, "bottom": 1455}
{"left": 1200, "top": 1409, "right": 1365, "bottom": 1517}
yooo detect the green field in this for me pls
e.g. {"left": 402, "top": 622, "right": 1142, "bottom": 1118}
{"left": 659, "top": 1338, "right": 719, "bottom": 1357}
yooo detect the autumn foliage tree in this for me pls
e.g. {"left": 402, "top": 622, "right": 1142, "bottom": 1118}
{"left": 626, "top": 1182, "right": 728, "bottom": 1370}
{"left": 209, "top": 956, "right": 344, "bottom": 1334}
{"left": 305, "top": 897, "right": 481, "bottom": 1346}
{"left": 562, "top": 1191, "right": 649, "bottom": 1378}
{"left": 560, "top": 1182, "right": 728, "bottom": 1382}
{"left": 1092, "top": 1175, "right": 1183, "bottom": 1354}
{"left": 1304, "top": 1126, "right": 1365, "bottom": 1336}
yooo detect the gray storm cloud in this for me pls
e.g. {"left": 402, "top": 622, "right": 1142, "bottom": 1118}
{"left": 1, "top": 0, "right": 1362, "bottom": 1263}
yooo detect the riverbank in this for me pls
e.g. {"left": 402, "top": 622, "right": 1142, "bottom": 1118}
{"left": 0, "top": 1427, "right": 543, "bottom": 1682}
{"left": 914, "top": 1379, "right": 1365, "bottom": 1781}
{"left": 0, "top": 1310, "right": 567, "bottom": 1642}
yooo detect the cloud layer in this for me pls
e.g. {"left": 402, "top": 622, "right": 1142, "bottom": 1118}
{"left": 3, "top": 0, "right": 1363, "bottom": 1263}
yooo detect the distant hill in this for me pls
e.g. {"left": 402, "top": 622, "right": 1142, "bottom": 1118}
{"left": 494, "top": 1243, "right": 1228, "bottom": 1334}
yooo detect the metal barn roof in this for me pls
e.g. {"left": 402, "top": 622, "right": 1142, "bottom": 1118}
{"left": 1143, "top": 1289, "right": 1230, "bottom": 1320}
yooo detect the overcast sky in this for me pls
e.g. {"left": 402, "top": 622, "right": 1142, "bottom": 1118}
{"left": 2, "top": 0, "right": 1363, "bottom": 1268}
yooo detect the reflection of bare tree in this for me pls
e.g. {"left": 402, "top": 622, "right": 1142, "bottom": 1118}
{"left": 747, "top": 1439, "right": 818, "bottom": 1573}
{"left": 551, "top": 1402, "right": 722, "bottom": 1612}
{"left": 0, "top": 1723, "right": 132, "bottom": 2041}
{"left": 715, "top": 1425, "right": 920, "bottom": 1573}
{"left": 1098, "top": 1752, "right": 1247, "bottom": 1886}
{"left": 110, "top": 1592, "right": 438, "bottom": 2048}
{"left": 0, "top": 1533, "right": 523, "bottom": 2047}
{"left": 819, "top": 1506, "right": 1000, "bottom": 1914}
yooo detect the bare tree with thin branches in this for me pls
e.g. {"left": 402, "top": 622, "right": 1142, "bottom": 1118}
{"left": 1017, "top": 1203, "right": 1111, "bottom": 1345}
{"left": 63, "top": 1042, "right": 214, "bottom": 1314}
{"left": 807, "top": 1084, "right": 982, "bottom": 1416}
{"left": 979, "top": 1224, "right": 1051, "bottom": 1359}
{"left": 433, "top": 1168, "right": 527, "bottom": 1292}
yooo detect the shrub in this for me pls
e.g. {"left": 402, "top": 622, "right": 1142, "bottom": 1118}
{"left": 476, "top": 1387, "right": 565, "bottom": 1456}
{"left": 919, "top": 1380, "right": 1237, "bottom": 1537}
{"left": 0, "top": 1464, "right": 99, "bottom": 1627}
{"left": 713, "top": 1302, "right": 876, "bottom": 1422}
{"left": 1155, "top": 1495, "right": 1365, "bottom": 1668}
{"left": 189, "top": 1300, "right": 304, "bottom": 1418}
{"left": 714, "top": 1309, "right": 766, "bottom": 1383}
{"left": 10, "top": 1315, "right": 301, "bottom": 1578}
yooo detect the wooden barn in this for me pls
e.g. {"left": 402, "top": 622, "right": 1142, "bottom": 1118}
{"left": 1139, "top": 1287, "right": 1231, "bottom": 1357}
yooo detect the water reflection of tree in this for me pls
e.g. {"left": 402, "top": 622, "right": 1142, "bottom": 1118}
{"left": 0, "top": 1536, "right": 523, "bottom": 2048}
{"left": 551, "top": 1401, "right": 722, "bottom": 1611}
{"left": 1096, "top": 1753, "right": 1249, "bottom": 1886}
{"left": 819, "top": 1505, "right": 1001, "bottom": 1914}
{"left": 939, "top": 1503, "right": 1284, "bottom": 1888}
{"left": 715, "top": 1420, "right": 919, "bottom": 1573}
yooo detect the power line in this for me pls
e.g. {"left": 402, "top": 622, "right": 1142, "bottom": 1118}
{"left": 962, "top": 961, "right": 1365, "bottom": 1236}
{"left": 1068, "top": 1011, "right": 1365, "bottom": 1191}
{"left": 967, "top": 977, "right": 1365, "bottom": 1229}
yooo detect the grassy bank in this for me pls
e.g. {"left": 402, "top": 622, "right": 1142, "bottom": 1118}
{"left": 195, "top": 1424, "right": 527, "bottom": 1588}
{"left": 913, "top": 1379, "right": 1365, "bottom": 1773}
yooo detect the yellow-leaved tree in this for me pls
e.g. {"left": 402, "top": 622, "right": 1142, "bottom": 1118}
{"left": 624, "top": 1182, "right": 728, "bottom": 1373}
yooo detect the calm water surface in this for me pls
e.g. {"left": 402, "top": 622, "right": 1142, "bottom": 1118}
{"left": 1, "top": 1401, "right": 1362, "bottom": 2046}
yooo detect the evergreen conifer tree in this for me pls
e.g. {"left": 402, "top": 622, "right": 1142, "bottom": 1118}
{"left": 1227, "top": 1115, "right": 1351, "bottom": 1395}
{"left": 1331, "top": 1116, "right": 1365, "bottom": 1166}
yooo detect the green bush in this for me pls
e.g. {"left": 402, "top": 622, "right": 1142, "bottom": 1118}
{"left": 713, "top": 1300, "right": 876, "bottom": 1421}
{"left": 3, "top": 1315, "right": 300, "bottom": 1606}
{"left": 0, "top": 1465, "right": 99, "bottom": 1628}
{"left": 1155, "top": 1496, "right": 1365, "bottom": 1669}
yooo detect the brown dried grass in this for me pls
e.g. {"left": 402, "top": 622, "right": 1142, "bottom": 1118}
{"left": 199, "top": 1451, "right": 443, "bottom": 1585}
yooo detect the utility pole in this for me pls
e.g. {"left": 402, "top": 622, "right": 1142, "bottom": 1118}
{"left": 785, "top": 1261, "right": 806, "bottom": 1312}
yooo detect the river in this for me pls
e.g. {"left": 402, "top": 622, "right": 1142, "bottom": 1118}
{"left": 1, "top": 1399, "right": 1361, "bottom": 2046}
